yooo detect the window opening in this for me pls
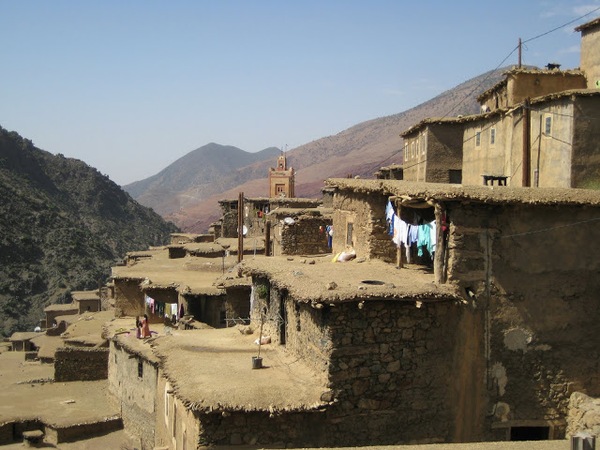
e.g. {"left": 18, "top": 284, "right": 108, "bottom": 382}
{"left": 475, "top": 131, "right": 481, "bottom": 147}
{"left": 449, "top": 170, "right": 462, "bottom": 184}
{"left": 346, "top": 222, "right": 353, "bottom": 246}
{"left": 510, "top": 426, "right": 549, "bottom": 441}
{"left": 544, "top": 116, "right": 552, "bottom": 136}
{"left": 490, "top": 128, "right": 496, "bottom": 145}
{"left": 137, "top": 360, "right": 143, "bottom": 379}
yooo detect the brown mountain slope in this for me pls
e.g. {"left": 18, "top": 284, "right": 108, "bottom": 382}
{"left": 168, "top": 68, "right": 506, "bottom": 232}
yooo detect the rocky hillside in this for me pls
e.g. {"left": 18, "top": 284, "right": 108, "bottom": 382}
{"left": 165, "top": 68, "right": 506, "bottom": 232}
{"left": 0, "top": 127, "right": 178, "bottom": 337}
{"left": 124, "top": 144, "right": 281, "bottom": 216}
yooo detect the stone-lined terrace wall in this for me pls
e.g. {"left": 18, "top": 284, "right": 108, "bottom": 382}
{"left": 54, "top": 347, "right": 108, "bottom": 381}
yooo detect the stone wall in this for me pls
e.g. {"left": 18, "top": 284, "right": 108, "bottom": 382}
{"left": 567, "top": 392, "right": 600, "bottom": 437}
{"left": 196, "top": 409, "right": 326, "bottom": 448}
{"left": 54, "top": 347, "right": 109, "bottom": 382}
{"left": 108, "top": 341, "right": 158, "bottom": 450}
{"left": 331, "top": 190, "right": 395, "bottom": 262}
{"left": 249, "top": 278, "right": 482, "bottom": 445}
{"left": 323, "top": 299, "right": 478, "bottom": 446}
{"left": 279, "top": 216, "right": 332, "bottom": 255}
{"left": 44, "top": 416, "right": 122, "bottom": 445}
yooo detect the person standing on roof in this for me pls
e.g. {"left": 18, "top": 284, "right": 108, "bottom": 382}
{"left": 141, "top": 314, "right": 151, "bottom": 338}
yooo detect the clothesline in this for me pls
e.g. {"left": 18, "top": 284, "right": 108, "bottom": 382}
{"left": 386, "top": 200, "right": 437, "bottom": 258}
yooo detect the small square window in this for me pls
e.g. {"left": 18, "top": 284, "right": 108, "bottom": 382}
{"left": 544, "top": 116, "right": 552, "bottom": 136}
{"left": 490, "top": 128, "right": 496, "bottom": 145}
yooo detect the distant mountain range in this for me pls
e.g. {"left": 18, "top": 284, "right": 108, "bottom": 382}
{"left": 125, "top": 68, "right": 506, "bottom": 232}
{"left": 0, "top": 127, "right": 178, "bottom": 337}
{"left": 123, "top": 144, "right": 281, "bottom": 216}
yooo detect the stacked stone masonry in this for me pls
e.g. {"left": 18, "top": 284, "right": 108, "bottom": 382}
{"left": 54, "top": 348, "right": 109, "bottom": 382}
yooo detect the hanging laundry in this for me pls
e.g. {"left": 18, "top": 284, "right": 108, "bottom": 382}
{"left": 429, "top": 221, "right": 437, "bottom": 255}
{"left": 326, "top": 225, "right": 333, "bottom": 248}
{"left": 392, "top": 215, "right": 402, "bottom": 247}
{"left": 417, "top": 222, "right": 435, "bottom": 257}
{"left": 385, "top": 200, "right": 395, "bottom": 236}
{"left": 407, "top": 224, "right": 419, "bottom": 246}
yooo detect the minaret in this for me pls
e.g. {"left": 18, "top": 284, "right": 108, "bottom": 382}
{"left": 268, "top": 150, "right": 295, "bottom": 198}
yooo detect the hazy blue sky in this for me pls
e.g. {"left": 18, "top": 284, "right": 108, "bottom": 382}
{"left": 1, "top": 1, "right": 599, "bottom": 185}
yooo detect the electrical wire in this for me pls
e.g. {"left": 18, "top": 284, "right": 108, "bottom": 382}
{"left": 501, "top": 216, "right": 600, "bottom": 239}
{"left": 373, "top": 8, "right": 600, "bottom": 171}
{"left": 522, "top": 6, "right": 600, "bottom": 44}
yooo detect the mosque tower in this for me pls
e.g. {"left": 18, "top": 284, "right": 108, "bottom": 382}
{"left": 268, "top": 151, "right": 295, "bottom": 198}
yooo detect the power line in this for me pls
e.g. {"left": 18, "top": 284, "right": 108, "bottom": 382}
{"left": 523, "top": 7, "right": 600, "bottom": 44}
{"left": 373, "top": 9, "right": 600, "bottom": 172}
{"left": 442, "top": 47, "right": 518, "bottom": 119}
{"left": 501, "top": 216, "right": 600, "bottom": 239}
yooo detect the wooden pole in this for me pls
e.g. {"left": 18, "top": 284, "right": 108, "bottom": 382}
{"left": 396, "top": 204, "right": 403, "bottom": 269}
{"left": 522, "top": 98, "right": 531, "bottom": 187}
{"left": 434, "top": 203, "right": 446, "bottom": 284}
{"left": 264, "top": 220, "right": 271, "bottom": 256}
{"left": 238, "top": 192, "right": 244, "bottom": 262}
{"left": 518, "top": 38, "right": 522, "bottom": 68}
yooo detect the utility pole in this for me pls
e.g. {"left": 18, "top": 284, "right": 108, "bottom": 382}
{"left": 522, "top": 98, "right": 531, "bottom": 187}
{"left": 518, "top": 38, "right": 522, "bottom": 68}
{"left": 237, "top": 192, "right": 244, "bottom": 262}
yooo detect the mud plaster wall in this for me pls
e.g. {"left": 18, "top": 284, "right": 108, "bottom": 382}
{"left": 445, "top": 200, "right": 600, "bottom": 433}
{"left": 507, "top": 73, "right": 586, "bottom": 106}
{"left": 108, "top": 341, "right": 158, "bottom": 450}
{"left": 279, "top": 216, "right": 332, "bottom": 255}
{"left": 425, "top": 124, "right": 464, "bottom": 183}
{"left": 567, "top": 392, "right": 600, "bottom": 437}
{"left": 332, "top": 190, "right": 395, "bottom": 262}
{"left": 54, "top": 347, "right": 108, "bottom": 381}
{"left": 580, "top": 24, "right": 600, "bottom": 88}
{"left": 223, "top": 287, "right": 250, "bottom": 324}
{"left": 155, "top": 375, "right": 200, "bottom": 450}
{"left": 571, "top": 96, "right": 600, "bottom": 189}
{"left": 403, "top": 132, "right": 427, "bottom": 182}
{"left": 114, "top": 279, "right": 145, "bottom": 317}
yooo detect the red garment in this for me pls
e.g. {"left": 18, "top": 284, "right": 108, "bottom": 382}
{"left": 141, "top": 318, "right": 151, "bottom": 338}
